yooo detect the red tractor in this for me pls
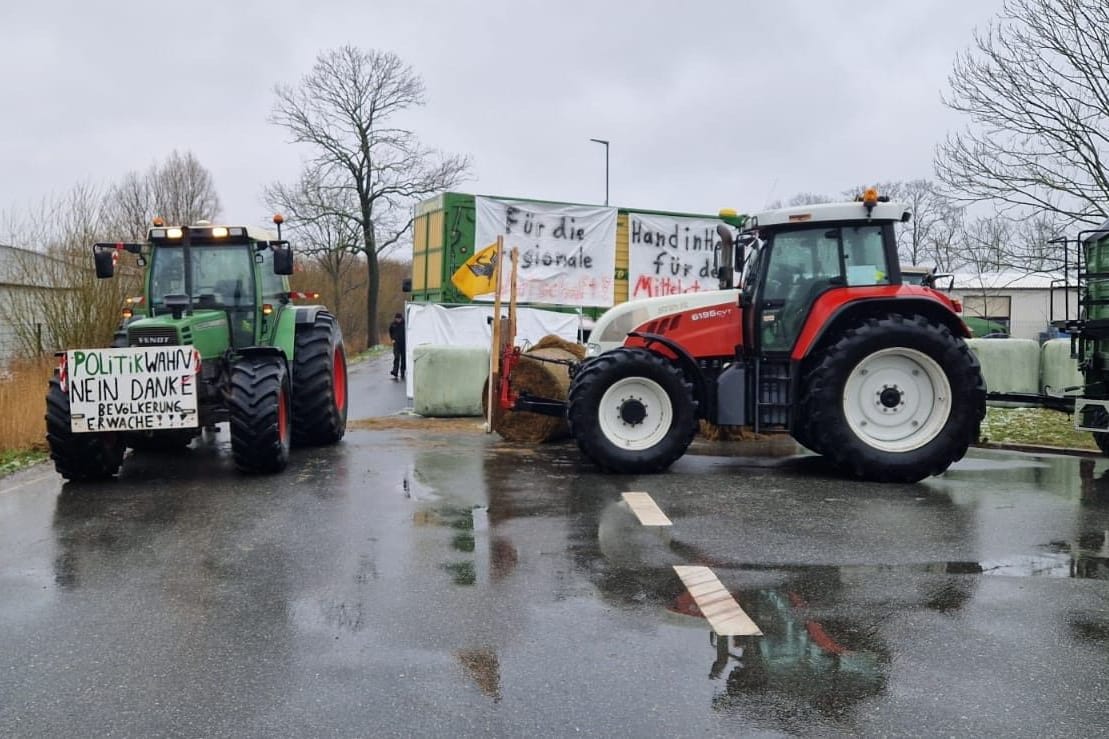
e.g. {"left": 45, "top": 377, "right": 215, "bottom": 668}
{"left": 503, "top": 190, "right": 986, "bottom": 483}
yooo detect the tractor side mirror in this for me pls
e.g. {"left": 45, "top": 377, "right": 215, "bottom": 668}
{"left": 93, "top": 248, "right": 115, "bottom": 279}
{"left": 402, "top": 278, "right": 412, "bottom": 293}
{"left": 273, "top": 244, "right": 294, "bottom": 275}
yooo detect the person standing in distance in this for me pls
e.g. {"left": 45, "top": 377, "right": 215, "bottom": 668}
{"left": 389, "top": 312, "right": 406, "bottom": 380}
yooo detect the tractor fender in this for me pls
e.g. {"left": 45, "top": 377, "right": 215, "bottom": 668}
{"left": 792, "top": 294, "right": 969, "bottom": 362}
{"left": 625, "top": 331, "right": 709, "bottom": 413}
{"left": 293, "top": 305, "right": 330, "bottom": 325}
{"left": 789, "top": 295, "right": 970, "bottom": 434}
{"left": 238, "top": 345, "right": 289, "bottom": 365}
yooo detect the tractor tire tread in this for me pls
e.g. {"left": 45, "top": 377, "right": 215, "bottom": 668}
{"left": 291, "top": 311, "right": 347, "bottom": 446}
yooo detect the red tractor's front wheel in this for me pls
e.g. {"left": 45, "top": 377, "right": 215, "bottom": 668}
{"left": 567, "top": 347, "right": 698, "bottom": 474}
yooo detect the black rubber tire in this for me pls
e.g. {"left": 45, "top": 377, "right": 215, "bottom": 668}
{"left": 791, "top": 417, "right": 824, "bottom": 455}
{"left": 125, "top": 429, "right": 197, "bottom": 452}
{"left": 800, "top": 314, "right": 986, "bottom": 483}
{"left": 228, "top": 355, "right": 291, "bottom": 473}
{"left": 567, "top": 347, "right": 698, "bottom": 473}
{"left": 291, "top": 311, "right": 348, "bottom": 446}
{"left": 1094, "top": 432, "right": 1109, "bottom": 456}
{"left": 45, "top": 376, "right": 125, "bottom": 481}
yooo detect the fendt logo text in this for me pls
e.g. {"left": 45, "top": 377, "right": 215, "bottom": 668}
{"left": 136, "top": 336, "right": 174, "bottom": 346}
{"left": 691, "top": 308, "right": 732, "bottom": 321}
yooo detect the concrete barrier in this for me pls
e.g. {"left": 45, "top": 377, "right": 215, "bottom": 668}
{"left": 412, "top": 345, "right": 489, "bottom": 417}
{"left": 967, "top": 338, "right": 1040, "bottom": 394}
{"left": 1040, "top": 338, "right": 1084, "bottom": 393}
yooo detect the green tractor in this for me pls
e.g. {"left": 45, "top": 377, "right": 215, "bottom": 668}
{"left": 45, "top": 217, "right": 348, "bottom": 480}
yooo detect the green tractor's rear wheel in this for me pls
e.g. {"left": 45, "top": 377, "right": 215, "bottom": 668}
{"left": 228, "top": 356, "right": 291, "bottom": 473}
{"left": 45, "top": 376, "right": 125, "bottom": 481}
{"left": 567, "top": 347, "right": 698, "bottom": 473}
{"left": 291, "top": 311, "right": 348, "bottom": 446}
{"left": 799, "top": 314, "right": 985, "bottom": 483}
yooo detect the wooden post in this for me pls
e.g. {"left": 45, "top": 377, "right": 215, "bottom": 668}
{"left": 485, "top": 236, "right": 505, "bottom": 433}
{"left": 508, "top": 247, "right": 519, "bottom": 351}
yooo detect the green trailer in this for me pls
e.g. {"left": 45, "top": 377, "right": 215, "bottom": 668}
{"left": 408, "top": 192, "right": 727, "bottom": 316}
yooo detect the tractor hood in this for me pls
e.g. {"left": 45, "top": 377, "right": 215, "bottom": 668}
{"left": 123, "top": 310, "right": 232, "bottom": 358}
{"left": 586, "top": 289, "right": 741, "bottom": 356}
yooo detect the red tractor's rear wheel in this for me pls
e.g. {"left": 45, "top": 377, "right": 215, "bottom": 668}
{"left": 800, "top": 314, "right": 985, "bottom": 483}
{"left": 567, "top": 347, "right": 698, "bottom": 473}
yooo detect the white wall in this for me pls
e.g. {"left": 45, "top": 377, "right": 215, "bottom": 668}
{"left": 949, "top": 286, "right": 1078, "bottom": 340}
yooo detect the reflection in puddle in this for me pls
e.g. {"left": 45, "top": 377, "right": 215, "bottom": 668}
{"left": 704, "top": 585, "right": 888, "bottom": 727}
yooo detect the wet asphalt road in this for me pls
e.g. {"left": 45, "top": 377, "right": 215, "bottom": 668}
{"left": 2, "top": 353, "right": 1109, "bottom": 737}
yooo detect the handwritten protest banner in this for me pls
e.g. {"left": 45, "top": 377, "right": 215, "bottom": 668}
{"left": 474, "top": 196, "right": 617, "bottom": 307}
{"left": 627, "top": 213, "right": 729, "bottom": 299}
{"left": 66, "top": 347, "right": 200, "bottom": 432}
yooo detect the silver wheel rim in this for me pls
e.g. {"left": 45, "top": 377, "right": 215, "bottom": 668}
{"left": 598, "top": 376, "right": 673, "bottom": 450}
{"left": 842, "top": 347, "right": 951, "bottom": 453}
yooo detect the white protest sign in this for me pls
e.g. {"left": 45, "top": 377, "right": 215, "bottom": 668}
{"left": 66, "top": 347, "right": 200, "bottom": 432}
{"left": 474, "top": 196, "right": 617, "bottom": 307}
{"left": 627, "top": 213, "right": 727, "bottom": 299}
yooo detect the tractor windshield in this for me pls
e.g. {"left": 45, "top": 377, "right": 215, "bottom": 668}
{"left": 149, "top": 245, "right": 257, "bottom": 344}
{"left": 149, "top": 245, "right": 257, "bottom": 308}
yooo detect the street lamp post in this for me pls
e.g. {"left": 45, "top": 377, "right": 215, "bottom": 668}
{"left": 589, "top": 138, "right": 609, "bottom": 206}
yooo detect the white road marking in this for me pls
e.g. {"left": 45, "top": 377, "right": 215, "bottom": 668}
{"left": 673, "top": 565, "right": 762, "bottom": 637}
{"left": 622, "top": 492, "right": 672, "bottom": 526}
{"left": 0, "top": 473, "right": 54, "bottom": 497}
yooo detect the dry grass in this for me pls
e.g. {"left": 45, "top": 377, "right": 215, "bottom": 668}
{"left": 347, "top": 416, "right": 488, "bottom": 433}
{"left": 0, "top": 357, "right": 54, "bottom": 453}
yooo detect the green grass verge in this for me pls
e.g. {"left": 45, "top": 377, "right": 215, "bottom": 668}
{"left": 0, "top": 449, "right": 49, "bottom": 477}
{"left": 981, "top": 406, "right": 1099, "bottom": 451}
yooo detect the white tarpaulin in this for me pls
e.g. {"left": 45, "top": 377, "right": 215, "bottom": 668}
{"left": 474, "top": 196, "right": 617, "bottom": 307}
{"left": 627, "top": 212, "right": 727, "bottom": 299}
{"left": 404, "top": 302, "right": 581, "bottom": 398}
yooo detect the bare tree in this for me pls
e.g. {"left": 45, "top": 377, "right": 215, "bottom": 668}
{"left": 935, "top": 0, "right": 1109, "bottom": 225}
{"left": 961, "top": 215, "right": 1015, "bottom": 275}
{"left": 0, "top": 152, "right": 221, "bottom": 357}
{"left": 266, "top": 169, "right": 364, "bottom": 325}
{"left": 269, "top": 46, "right": 470, "bottom": 346}
{"left": 3, "top": 183, "right": 141, "bottom": 354}
{"left": 764, "top": 192, "right": 834, "bottom": 210}
{"left": 105, "top": 150, "right": 221, "bottom": 236}
{"left": 844, "top": 180, "right": 966, "bottom": 269}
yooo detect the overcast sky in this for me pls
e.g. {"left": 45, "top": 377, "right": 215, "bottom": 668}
{"left": 1, "top": 0, "right": 1008, "bottom": 237}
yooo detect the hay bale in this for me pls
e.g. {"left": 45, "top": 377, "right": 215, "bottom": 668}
{"left": 483, "top": 345, "right": 578, "bottom": 443}
{"left": 529, "top": 334, "right": 587, "bottom": 360}
{"left": 698, "top": 419, "right": 768, "bottom": 441}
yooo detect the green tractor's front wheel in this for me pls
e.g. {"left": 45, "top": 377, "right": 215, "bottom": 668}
{"left": 45, "top": 376, "right": 125, "bottom": 481}
{"left": 291, "top": 311, "right": 348, "bottom": 446}
{"left": 228, "top": 355, "right": 292, "bottom": 473}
